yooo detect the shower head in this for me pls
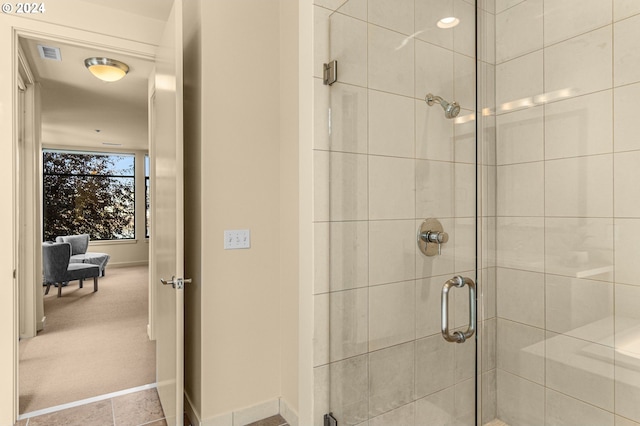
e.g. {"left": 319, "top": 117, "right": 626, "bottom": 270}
{"left": 425, "top": 93, "right": 461, "bottom": 119}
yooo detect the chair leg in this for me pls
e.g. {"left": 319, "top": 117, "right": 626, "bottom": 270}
{"left": 79, "top": 278, "right": 84, "bottom": 289}
{"left": 58, "top": 282, "right": 62, "bottom": 298}
{"left": 93, "top": 276, "right": 98, "bottom": 292}
{"left": 45, "top": 283, "right": 50, "bottom": 295}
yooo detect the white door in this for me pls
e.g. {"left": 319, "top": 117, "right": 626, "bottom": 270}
{"left": 153, "top": 1, "right": 185, "bottom": 425}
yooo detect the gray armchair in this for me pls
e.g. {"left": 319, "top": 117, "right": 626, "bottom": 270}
{"left": 43, "top": 242, "right": 101, "bottom": 297}
{"left": 55, "top": 234, "right": 110, "bottom": 276}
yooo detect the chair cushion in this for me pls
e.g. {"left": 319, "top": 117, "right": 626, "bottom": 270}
{"left": 56, "top": 234, "right": 89, "bottom": 255}
{"left": 66, "top": 263, "right": 100, "bottom": 281}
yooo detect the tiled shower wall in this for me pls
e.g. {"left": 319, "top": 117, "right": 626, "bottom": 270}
{"left": 310, "top": 0, "right": 494, "bottom": 424}
{"left": 494, "top": 0, "right": 640, "bottom": 425}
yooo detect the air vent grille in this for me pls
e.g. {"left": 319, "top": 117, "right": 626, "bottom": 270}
{"left": 37, "top": 45, "right": 62, "bottom": 61}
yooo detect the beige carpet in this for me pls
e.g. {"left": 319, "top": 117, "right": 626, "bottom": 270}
{"left": 19, "top": 265, "right": 156, "bottom": 414}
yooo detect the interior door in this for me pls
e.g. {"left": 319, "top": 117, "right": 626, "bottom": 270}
{"left": 153, "top": 1, "right": 185, "bottom": 425}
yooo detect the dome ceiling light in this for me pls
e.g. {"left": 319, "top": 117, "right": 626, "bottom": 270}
{"left": 84, "top": 57, "right": 129, "bottom": 82}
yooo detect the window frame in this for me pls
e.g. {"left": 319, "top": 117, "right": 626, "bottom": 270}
{"left": 42, "top": 149, "right": 137, "bottom": 242}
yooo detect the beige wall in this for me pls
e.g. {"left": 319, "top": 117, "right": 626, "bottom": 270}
{"left": 183, "top": 0, "right": 300, "bottom": 422}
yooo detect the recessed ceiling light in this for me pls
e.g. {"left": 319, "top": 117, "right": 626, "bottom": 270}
{"left": 437, "top": 16, "right": 460, "bottom": 29}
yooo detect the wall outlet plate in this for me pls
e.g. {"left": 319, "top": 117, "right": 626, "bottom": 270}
{"left": 224, "top": 229, "right": 250, "bottom": 250}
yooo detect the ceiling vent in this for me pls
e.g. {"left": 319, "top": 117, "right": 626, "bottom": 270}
{"left": 37, "top": 45, "right": 62, "bottom": 61}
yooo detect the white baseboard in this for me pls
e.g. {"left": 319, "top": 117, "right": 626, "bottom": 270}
{"left": 201, "top": 397, "right": 287, "bottom": 426}
{"left": 279, "top": 398, "right": 299, "bottom": 426}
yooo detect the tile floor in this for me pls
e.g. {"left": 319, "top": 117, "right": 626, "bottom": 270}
{"left": 14, "top": 387, "right": 290, "bottom": 426}
{"left": 14, "top": 388, "right": 176, "bottom": 426}
{"left": 246, "top": 415, "right": 289, "bottom": 426}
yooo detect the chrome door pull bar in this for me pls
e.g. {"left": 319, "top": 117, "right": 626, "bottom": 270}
{"left": 441, "top": 275, "right": 476, "bottom": 343}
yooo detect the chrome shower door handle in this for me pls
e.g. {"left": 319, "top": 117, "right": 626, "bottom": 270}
{"left": 441, "top": 275, "right": 476, "bottom": 343}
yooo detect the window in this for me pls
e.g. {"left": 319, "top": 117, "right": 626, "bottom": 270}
{"left": 43, "top": 149, "right": 135, "bottom": 241}
{"left": 145, "top": 154, "right": 150, "bottom": 238}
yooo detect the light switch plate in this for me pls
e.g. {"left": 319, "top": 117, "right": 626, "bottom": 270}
{"left": 224, "top": 229, "right": 250, "bottom": 250}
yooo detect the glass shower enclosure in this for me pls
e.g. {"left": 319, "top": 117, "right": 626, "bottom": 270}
{"left": 312, "top": 0, "right": 640, "bottom": 425}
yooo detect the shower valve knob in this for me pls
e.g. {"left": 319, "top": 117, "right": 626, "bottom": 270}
{"left": 422, "top": 231, "right": 448, "bottom": 244}
{"left": 418, "top": 219, "right": 449, "bottom": 257}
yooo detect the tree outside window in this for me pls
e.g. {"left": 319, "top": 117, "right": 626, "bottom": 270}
{"left": 43, "top": 150, "right": 135, "bottom": 241}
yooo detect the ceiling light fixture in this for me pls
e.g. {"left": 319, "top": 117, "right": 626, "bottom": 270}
{"left": 437, "top": 16, "right": 460, "bottom": 29}
{"left": 84, "top": 57, "right": 129, "bottom": 82}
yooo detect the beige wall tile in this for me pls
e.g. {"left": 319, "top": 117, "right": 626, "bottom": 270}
{"left": 497, "top": 162, "right": 544, "bottom": 217}
{"left": 545, "top": 389, "right": 614, "bottom": 426}
{"left": 415, "top": 41, "right": 454, "bottom": 102}
{"left": 496, "top": 106, "right": 544, "bottom": 165}
{"left": 369, "top": 90, "right": 414, "bottom": 158}
{"left": 415, "top": 334, "right": 455, "bottom": 398}
{"left": 496, "top": 217, "right": 545, "bottom": 272}
{"left": 455, "top": 163, "right": 476, "bottom": 218}
{"left": 414, "top": 0, "right": 454, "bottom": 50}
{"left": 369, "top": 342, "right": 415, "bottom": 417}
{"left": 314, "top": 221, "right": 369, "bottom": 294}
{"left": 496, "top": 50, "right": 543, "bottom": 108}
{"left": 615, "top": 283, "right": 640, "bottom": 355}
{"left": 416, "top": 99, "right": 455, "bottom": 162}
{"left": 545, "top": 218, "right": 614, "bottom": 281}
{"left": 614, "top": 0, "right": 640, "bottom": 21}
{"left": 545, "top": 154, "right": 613, "bottom": 218}
{"left": 615, "top": 350, "right": 640, "bottom": 423}
{"left": 497, "top": 319, "right": 545, "bottom": 384}
{"left": 369, "top": 156, "right": 415, "bottom": 220}
{"left": 614, "top": 219, "right": 640, "bottom": 286}
{"left": 615, "top": 152, "right": 640, "bottom": 217}
{"left": 369, "top": 280, "right": 415, "bottom": 351}
{"left": 368, "top": 24, "right": 414, "bottom": 97}
{"left": 314, "top": 151, "right": 368, "bottom": 221}
{"left": 415, "top": 387, "right": 455, "bottom": 425}
{"left": 336, "top": 0, "right": 366, "bottom": 20}
{"left": 369, "top": 402, "right": 414, "bottom": 426}
{"left": 546, "top": 275, "right": 614, "bottom": 346}
{"left": 545, "top": 90, "right": 613, "bottom": 160}
{"left": 546, "top": 332, "right": 614, "bottom": 410}
{"left": 453, "top": 0, "right": 476, "bottom": 58}
{"left": 497, "top": 268, "right": 544, "bottom": 327}
{"left": 368, "top": 0, "right": 414, "bottom": 35}
{"left": 544, "top": 0, "right": 612, "bottom": 46}
{"left": 330, "top": 12, "right": 368, "bottom": 87}
{"left": 495, "top": 0, "right": 543, "bottom": 64}
{"left": 615, "top": 15, "right": 640, "bottom": 86}
{"left": 416, "top": 160, "right": 454, "bottom": 219}
{"left": 314, "top": 288, "right": 368, "bottom": 365}
{"left": 369, "top": 220, "right": 416, "bottom": 285}
{"left": 614, "top": 83, "right": 640, "bottom": 152}
{"left": 496, "top": 370, "right": 545, "bottom": 426}
{"left": 544, "top": 26, "right": 612, "bottom": 97}
{"left": 454, "top": 54, "right": 476, "bottom": 116}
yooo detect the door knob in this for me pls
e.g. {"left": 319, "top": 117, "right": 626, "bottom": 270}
{"left": 160, "top": 276, "right": 192, "bottom": 289}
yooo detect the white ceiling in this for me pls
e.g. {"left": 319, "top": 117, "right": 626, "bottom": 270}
{"left": 19, "top": 0, "right": 174, "bottom": 152}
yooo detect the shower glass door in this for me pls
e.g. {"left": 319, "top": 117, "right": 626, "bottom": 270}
{"left": 312, "top": 0, "right": 490, "bottom": 424}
